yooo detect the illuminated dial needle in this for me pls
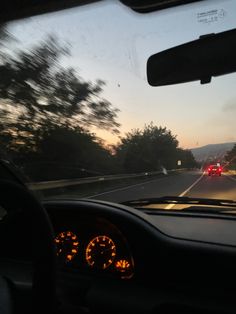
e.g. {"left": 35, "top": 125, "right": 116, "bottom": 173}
{"left": 55, "top": 231, "right": 79, "bottom": 263}
{"left": 86, "top": 235, "right": 116, "bottom": 269}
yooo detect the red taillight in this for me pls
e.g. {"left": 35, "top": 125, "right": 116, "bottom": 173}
{"left": 219, "top": 167, "right": 222, "bottom": 172}
{"left": 208, "top": 168, "right": 211, "bottom": 171}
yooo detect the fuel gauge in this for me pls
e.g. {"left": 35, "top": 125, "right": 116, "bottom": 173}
{"left": 115, "top": 259, "right": 134, "bottom": 279}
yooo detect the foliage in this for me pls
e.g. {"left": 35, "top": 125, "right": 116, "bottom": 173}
{"left": 115, "top": 123, "right": 177, "bottom": 172}
{"left": 225, "top": 144, "right": 236, "bottom": 169}
{"left": 20, "top": 126, "right": 119, "bottom": 181}
{"left": 115, "top": 123, "right": 197, "bottom": 173}
{"left": 176, "top": 148, "right": 197, "bottom": 169}
{"left": 0, "top": 24, "right": 11, "bottom": 46}
{"left": 0, "top": 35, "right": 120, "bottom": 158}
{"left": 0, "top": 28, "right": 196, "bottom": 181}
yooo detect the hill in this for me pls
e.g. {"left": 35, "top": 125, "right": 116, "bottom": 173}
{"left": 191, "top": 142, "right": 236, "bottom": 162}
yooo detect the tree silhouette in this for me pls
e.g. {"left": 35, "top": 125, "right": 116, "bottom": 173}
{"left": 225, "top": 144, "right": 236, "bottom": 169}
{"left": 21, "top": 126, "right": 119, "bottom": 181}
{"left": 0, "top": 23, "right": 13, "bottom": 46}
{"left": 0, "top": 35, "right": 120, "bottom": 158}
{"left": 115, "top": 123, "right": 179, "bottom": 172}
{"left": 177, "top": 148, "right": 197, "bottom": 169}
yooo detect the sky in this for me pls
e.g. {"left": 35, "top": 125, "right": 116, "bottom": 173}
{"left": 7, "top": 0, "right": 236, "bottom": 149}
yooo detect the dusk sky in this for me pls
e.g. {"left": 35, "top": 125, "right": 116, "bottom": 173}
{"left": 8, "top": 0, "right": 236, "bottom": 149}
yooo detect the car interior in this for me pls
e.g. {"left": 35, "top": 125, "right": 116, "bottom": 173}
{"left": 0, "top": 1, "right": 236, "bottom": 314}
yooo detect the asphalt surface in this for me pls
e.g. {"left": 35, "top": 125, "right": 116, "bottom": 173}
{"left": 90, "top": 171, "right": 236, "bottom": 204}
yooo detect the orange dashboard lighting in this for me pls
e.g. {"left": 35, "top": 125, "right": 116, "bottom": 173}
{"left": 66, "top": 254, "right": 73, "bottom": 261}
{"left": 55, "top": 231, "right": 79, "bottom": 262}
{"left": 115, "top": 259, "right": 131, "bottom": 272}
{"left": 85, "top": 235, "right": 116, "bottom": 269}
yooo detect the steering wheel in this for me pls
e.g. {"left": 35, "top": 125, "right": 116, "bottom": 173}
{"left": 0, "top": 180, "right": 56, "bottom": 314}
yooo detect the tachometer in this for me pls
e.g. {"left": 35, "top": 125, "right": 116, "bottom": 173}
{"left": 55, "top": 231, "right": 79, "bottom": 262}
{"left": 86, "top": 235, "right": 116, "bottom": 269}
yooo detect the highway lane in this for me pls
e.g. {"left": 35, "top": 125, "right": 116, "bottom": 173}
{"left": 186, "top": 173, "right": 236, "bottom": 200}
{"left": 90, "top": 171, "right": 236, "bottom": 203}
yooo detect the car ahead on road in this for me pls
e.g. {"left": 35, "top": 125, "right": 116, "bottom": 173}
{"left": 208, "top": 165, "right": 222, "bottom": 176}
{"left": 1, "top": 1, "right": 236, "bottom": 314}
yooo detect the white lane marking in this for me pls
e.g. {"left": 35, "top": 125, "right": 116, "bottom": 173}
{"left": 165, "top": 172, "right": 205, "bottom": 210}
{"left": 87, "top": 176, "right": 169, "bottom": 199}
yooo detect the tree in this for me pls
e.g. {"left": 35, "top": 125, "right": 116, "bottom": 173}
{"left": 0, "top": 35, "right": 120, "bottom": 159}
{"left": 177, "top": 148, "right": 197, "bottom": 169}
{"left": 0, "top": 23, "right": 15, "bottom": 63}
{"left": 0, "top": 24, "right": 11, "bottom": 45}
{"left": 21, "top": 126, "right": 119, "bottom": 181}
{"left": 225, "top": 144, "right": 236, "bottom": 169}
{"left": 115, "top": 123, "right": 179, "bottom": 173}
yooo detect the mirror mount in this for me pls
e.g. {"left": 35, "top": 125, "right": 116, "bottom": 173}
{"left": 199, "top": 33, "right": 214, "bottom": 85}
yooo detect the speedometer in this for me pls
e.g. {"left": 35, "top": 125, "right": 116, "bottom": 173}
{"left": 55, "top": 231, "right": 79, "bottom": 262}
{"left": 86, "top": 235, "right": 116, "bottom": 269}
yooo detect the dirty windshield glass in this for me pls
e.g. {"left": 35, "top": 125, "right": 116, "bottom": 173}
{"left": 1, "top": 0, "right": 236, "bottom": 205}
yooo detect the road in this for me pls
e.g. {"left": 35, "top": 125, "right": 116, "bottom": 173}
{"left": 90, "top": 171, "right": 236, "bottom": 204}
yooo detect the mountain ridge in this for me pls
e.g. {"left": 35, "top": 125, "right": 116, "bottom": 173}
{"left": 190, "top": 142, "right": 236, "bottom": 162}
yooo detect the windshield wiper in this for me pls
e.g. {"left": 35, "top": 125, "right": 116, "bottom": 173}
{"left": 122, "top": 196, "right": 236, "bottom": 208}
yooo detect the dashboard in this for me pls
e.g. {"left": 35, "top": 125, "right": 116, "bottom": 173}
{"left": 42, "top": 199, "right": 236, "bottom": 313}
{"left": 45, "top": 199, "right": 236, "bottom": 287}
{"left": 52, "top": 214, "right": 134, "bottom": 279}
{"left": 2, "top": 197, "right": 236, "bottom": 313}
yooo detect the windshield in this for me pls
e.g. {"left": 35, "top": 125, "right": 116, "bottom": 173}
{"left": 1, "top": 0, "right": 236, "bottom": 207}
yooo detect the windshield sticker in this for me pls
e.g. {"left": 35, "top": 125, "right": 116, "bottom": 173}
{"left": 197, "top": 9, "right": 226, "bottom": 24}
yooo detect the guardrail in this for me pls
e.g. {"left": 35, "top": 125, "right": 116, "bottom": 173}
{"left": 27, "top": 168, "right": 190, "bottom": 191}
{"left": 27, "top": 171, "right": 161, "bottom": 190}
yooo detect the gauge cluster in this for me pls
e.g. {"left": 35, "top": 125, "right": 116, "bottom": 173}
{"left": 55, "top": 231, "right": 79, "bottom": 262}
{"left": 53, "top": 216, "right": 134, "bottom": 280}
{"left": 85, "top": 235, "right": 116, "bottom": 269}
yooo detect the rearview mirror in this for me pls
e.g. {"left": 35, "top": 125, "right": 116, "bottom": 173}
{"left": 120, "top": 0, "right": 203, "bottom": 13}
{"left": 147, "top": 28, "right": 236, "bottom": 86}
